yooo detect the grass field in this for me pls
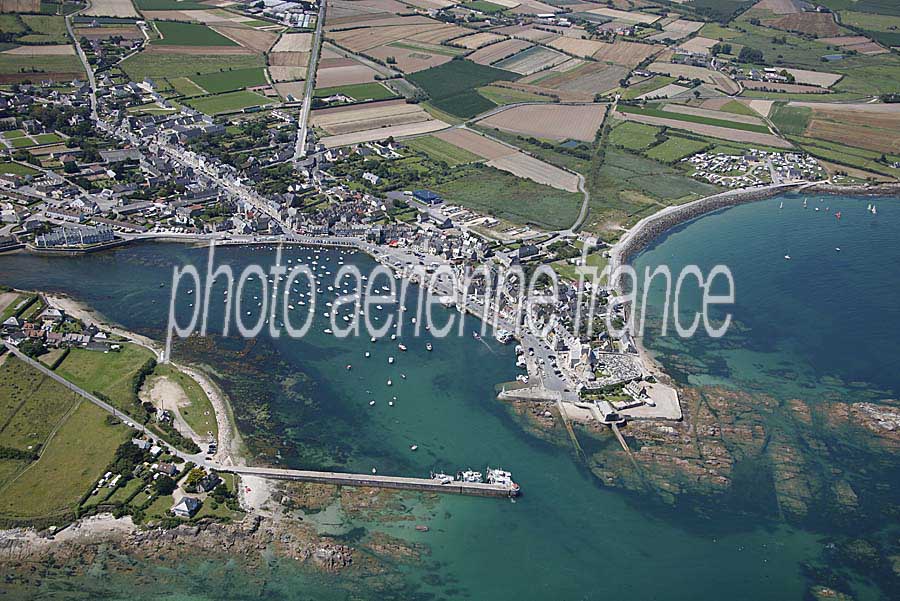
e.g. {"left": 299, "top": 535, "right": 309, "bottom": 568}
{"left": 0, "top": 400, "right": 128, "bottom": 520}
{"left": 0, "top": 161, "right": 38, "bottom": 176}
{"left": 314, "top": 82, "right": 396, "bottom": 102}
{"left": 586, "top": 147, "right": 719, "bottom": 237}
{"left": 644, "top": 136, "right": 710, "bottom": 163}
{"left": 148, "top": 363, "right": 218, "bottom": 442}
{"left": 55, "top": 344, "right": 154, "bottom": 416}
{"left": 462, "top": 1, "right": 506, "bottom": 13}
{"left": 120, "top": 52, "right": 264, "bottom": 80}
{"left": 476, "top": 85, "right": 553, "bottom": 105}
{"left": 184, "top": 89, "right": 273, "bottom": 114}
{"left": 170, "top": 76, "right": 207, "bottom": 96}
{"left": 408, "top": 59, "right": 515, "bottom": 119}
{"left": 621, "top": 76, "right": 677, "bottom": 100}
{"left": 435, "top": 165, "right": 582, "bottom": 230}
{"left": 19, "top": 15, "right": 69, "bottom": 44}
{"left": 619, "top": 104, "right": 771, "bottom": 134}
{"left": 0, "top": 53, "right": 83, "bottom": 78}
{"left": 0, "top": 358, "right": 79, "bottom": 452}
{"left": 608, "top": 121, "right": 661, "bottom": 150}
{"left": 405, "top": 135, "right": 481, "bottom": 166}
{"left": 154, "top": 21, "right": 238, "bottom": 46}
{"left": 472, "top": 125, "right": 591, "bottom": 174}
{"left": 188, "top": 67, "right": 267, "bottom": 94}
{"left": 770, "top": 104, "right": 812, "bottom": 136}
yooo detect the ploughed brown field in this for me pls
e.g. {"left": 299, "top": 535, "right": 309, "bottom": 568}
{"left": 804, "top": 107, "right": 900, "bottom": 154}
{"left": 765, "top": 12, "right": 841, "bottom": 38}
{"left": 479, "top": 103, "right": 607, "bottom": 142}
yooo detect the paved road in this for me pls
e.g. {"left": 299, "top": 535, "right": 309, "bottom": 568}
{"left": 294, "top": 0, "right": 328, "bottom": 161}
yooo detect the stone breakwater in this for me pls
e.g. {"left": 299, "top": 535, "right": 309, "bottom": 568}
{"left": 610, "top": 184, "right": 798, "bottom": 272}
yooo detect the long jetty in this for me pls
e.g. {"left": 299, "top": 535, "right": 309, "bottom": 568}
{"left": 228, "top": 466, "right": 519, "bottom": 498}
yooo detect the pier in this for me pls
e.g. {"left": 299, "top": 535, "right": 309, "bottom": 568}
{"left": 228, "top": 466, "right": 520, "bottom": 498}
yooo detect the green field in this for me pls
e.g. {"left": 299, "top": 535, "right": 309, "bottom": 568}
{"left": 586, "top": 147, "right": 720, "bottom": 237}
{"left": 170, "top": 76, "right": 207, "bottom": 96}
{"left": 149, "top": 364, "right": 218, "bottom": 442}
{"left": 120, "top": 52, "right": 264, "bottom": 80}
{"left": 388, "top": 41, "right": 465, "bottom": 57}
{"left": 461, "top": 1, "right": 507, "bottom": 13}
{"left": 770, "top": 104, "right": 812, "bottom": 136}
{"left": 188, "top": 67, "right": 268, "bottom": 94}
{"left": 408, "top": 59, "right": 515, "bottom": 119}
{"left": 619, "top": 105, "right": 772, "bottom": 134}
{"left": 0, "top": 161, "right": 38, "bottom": 176}
{"left": 0, "top": 400, "right": 128, "bottom": 520}
{"left": 184, "top": 90, "right": 273, "bottom": 115}
{"left": 56, "top": 344, "right": 155, "bottom": 416}
{"left": 472, "top": 125, "right": 591, "bottom": 174}
{"left": 314, "top": 82, "right": 396, "bottom": 102}
{"left": 0, "top": 53, "right": 84, "bottom": 78}
{"left": 405, "top": 135, "right": 481, "bottom": 166}
{"left": 621, "top": 76, "right": 677, "bottom": 101}
{"left": 477, "top": 85, "right": 553, "bottom": 105}
{"left": 34, "top": 132, "right": 63, "bottom": 144}
{"left": 154, "top": 21, "right": 238, "bottom": 46}
{"left": 435, "top": 165, "right": 582, "bottom": 230}
{"left": 608, "top": 121, "right": 661, "bottom": 151}
{"left": 645, "top": 136, "right": 710, "bottom": 163}
{"left": 0, "top": 358, "right": 79, "bottom": 452}
{"left": 18, "top": 15, "right": 69, "bottom": 44}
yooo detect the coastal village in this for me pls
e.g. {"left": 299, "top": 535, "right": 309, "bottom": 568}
{"left": 1, "top": 0, "right": 900, "bottom": 598}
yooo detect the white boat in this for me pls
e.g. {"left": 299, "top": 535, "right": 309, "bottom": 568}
{"left": 431, "top": 472, "right": 454, "bottom": 485}
{"left": 426, "top": 343, "right": 433, "bottom": 352}
{"left": 779, "top": 201, "right": 783, "bottom": 209}
{"left": 388, "top": 357, "right": 394, "bottom": 364}
{"left": 398, "top": 344, "right": 407, "bottom": 351}
{"left": 836, "top": 247, "right": 841, "bottom": 252}
{"left": 369, "top": 400, "right": 375, "bottom": 406}
{"left": 365, "top": 351, "right": 370, "bottom": 358}
{"left": 486, "top": 467, "right": 520, "bottom": 495}
{"left": 324, "top": 328, "right": 333, "bottom": 334}
{"left": 387, "top": 379, "right": 392, "bottom": 386}
{"left": 784, "top": 255, "right": 791, "bottom": 260}
{"left": 458, "top": 470, "right": 483, "bottom": 483}
{"left": 410, "top": 445, "right": 418, "bottom": 451}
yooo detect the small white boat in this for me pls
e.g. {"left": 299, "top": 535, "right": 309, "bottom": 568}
{"left": 426, "top": 343, "right": 433, "bottom": 351}
{"left": 387, "top": 379, "right": 392, "bottom": 386}
{"left": 324, "top": 328, "right": 333, "bottom": 334}
{"left": 369, "top": 400, "right": 375, "bottom": 406}
{"left": 388, "top": 357, "right": 395, "bottom": 364}
{"left": 410, "top": 445, "right": 418, "bottom": 451}
{"left": 365, "top": 351, "right": 371, "bottom": 358}
{"left": 784, "top": 255, "right": 791, "bottom": 260}
{"left": 835, "top": 247, "right": 841, "bottom": 252}
{"left": 398, "top": 344, "right": 407, "bottom": 351}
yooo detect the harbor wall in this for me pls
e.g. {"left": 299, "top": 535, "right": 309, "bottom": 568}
{"left": 227, "top": 467, "right": 516, "bottom": 498}
{"left": 611, "top": 184, "right": 798, "bottom": 271}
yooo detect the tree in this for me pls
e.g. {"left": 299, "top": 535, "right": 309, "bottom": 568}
{"left": 154, "top": 475, "right": 177, "bottom": 495}
{"left": 739, "top": 47, "right": 764, "bottom": 64}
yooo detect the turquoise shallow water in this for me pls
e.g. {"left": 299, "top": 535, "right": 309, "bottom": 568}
{"left": 0, "top": 193, "right": 897, "bottom": 600}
